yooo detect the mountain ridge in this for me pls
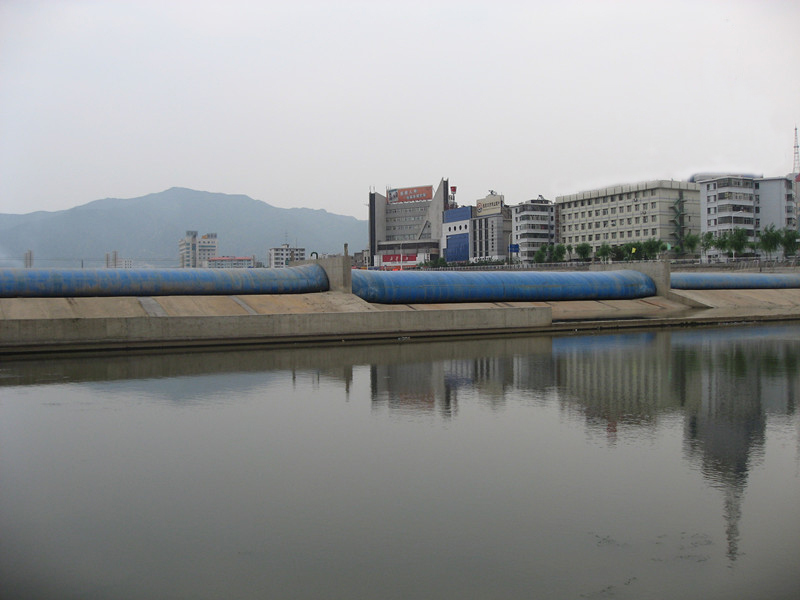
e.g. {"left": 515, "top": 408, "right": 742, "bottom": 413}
{"left": 0, "top": 188, "right": 367, "bottom": 268}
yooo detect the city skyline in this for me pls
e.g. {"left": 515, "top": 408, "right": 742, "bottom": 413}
{"left": 2, "top": 1, "right": 798, "bottom": 219}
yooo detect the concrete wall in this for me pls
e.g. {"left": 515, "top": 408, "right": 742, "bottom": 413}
{"left": 591, "top": 260, "right": 671, "bottom": 296}
{"left": 1, "top": 304, "right": 552, "bottom": 353}
{"left": 294, "top": 253, "right": 352, "bottom": 293}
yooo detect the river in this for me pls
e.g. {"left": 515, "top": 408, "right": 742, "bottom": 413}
{"left": 1, "top": 324, "right": 798, "bottom": 599}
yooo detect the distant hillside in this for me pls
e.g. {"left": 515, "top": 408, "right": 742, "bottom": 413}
{"left": 0, "top": 188, "right": 367, "bottom": 268}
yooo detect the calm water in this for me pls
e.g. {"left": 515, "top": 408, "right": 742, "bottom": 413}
{"left": 1, "top": 325, "right": 799, "bottom": 599}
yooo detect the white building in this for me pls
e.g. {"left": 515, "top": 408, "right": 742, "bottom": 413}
{"left": 179, "top": 231, "right": 218, "bottom": 268}
{"left": 269, "top": 244, "right": 305, "bottom": 268}
{"left": 556, "top": 180, "right": 700, "bottom": 256}
{"left": 512, "top": 196, "right": 556, "bottom": 264}
{"left": 208, "top": 256, "right": 256, "bottom": 269}
{"left": 696, "top": 173, "right": 797, "bottom": 258}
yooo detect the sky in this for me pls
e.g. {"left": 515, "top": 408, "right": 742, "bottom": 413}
{"left": 1, "top": 0, "right": 799, "bottom": 219}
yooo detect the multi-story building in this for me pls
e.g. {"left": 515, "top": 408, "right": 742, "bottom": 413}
{"left": 178, "top": 231, "right": 218, "bottom": 268}
{"left": 208, "top": 256, "right": 256, "bottom": 269}
{"left": 696, "top": 173, "right": 797, "bottom": 258}
{"left": 368, "top": 179, "right": 450, "bottom": 268}
{"left": 512, "top": 196, "right": 556, "bottom": 264}
{"left": 269, "top": 244, "right": 305, "bottom": 268}
{"left": 471, "top": 193, "right": 512, "bottom": 262}
{"left": 555, "top": 180, "right": 700, "bottom": 256}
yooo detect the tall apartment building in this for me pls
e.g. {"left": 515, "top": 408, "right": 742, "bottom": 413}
{"left": 512, "top": 196, "right": 556, "bottom": 264}
{"left": 269, "top": 244, "right": 305, "bottom": 268}
{"left": 696, "top": 173, "right": 797, "bottom": 258}
{"left": 555, "top": 180, "right": 700, "bottom": 256}
{"left": 178, "top": 231, "right": 218, "bottom": 268}
{"left": 368, "top": 179, "right": 450, "bottom": 268}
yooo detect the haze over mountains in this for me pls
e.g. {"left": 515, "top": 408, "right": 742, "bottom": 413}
{"left": 0, "top": 188, "right": 368, "bottom": 268}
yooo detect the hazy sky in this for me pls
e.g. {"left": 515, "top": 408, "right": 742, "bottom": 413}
{"left": 1, "top": 0, "right": 798, "bottom": 219}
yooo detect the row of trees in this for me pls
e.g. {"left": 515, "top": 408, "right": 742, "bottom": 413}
{"left": 533, "top": 239, "right": 668, "bottom": 263}
{"left": 423, "top": 226, "right": 799, "bottom": 267}
{"left": 695, "top": 226, "right": 799, "bottom": 260}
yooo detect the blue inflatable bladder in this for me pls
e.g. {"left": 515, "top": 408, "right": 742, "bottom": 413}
{"left": 351, "top": 269, "right": 656, "bottom": 304}
{"left": 0, "top": 264, "right": 329, "bottom": 298}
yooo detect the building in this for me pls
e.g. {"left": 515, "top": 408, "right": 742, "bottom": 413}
{"left": 208, "top": 256, "right": 256, "bottom": 269}
{"left": 512, "top": 196, "right": 556, "bottom": 264}
{"left": 695, "top": 173, "right": 797, "bottom": 259}
{"left": 441, "top": 206, "right": 472, "bottom": 263}
{"left": 269, "top": 244, "right": 305, "bottom": 268}
{"left": 105, "top": 250, "right": 132, "bottom": 269}
{"left": 368, "top": 179, "right": 450, "bottom": 268}
{"left": 179, "top": 231, "right": 218, "bottom": 268}
{"left": 555, "top": 180, "right": 700, "bottom": 257}
{"left": 471, "top": 192, "right": 513, "bottom": 263}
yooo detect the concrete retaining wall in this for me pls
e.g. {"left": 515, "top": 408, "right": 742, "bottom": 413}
{"left": 0, "top": 305, "right": 552, "bottom": 353}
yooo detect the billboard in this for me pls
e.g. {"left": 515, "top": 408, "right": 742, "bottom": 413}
{"left": 476, "top": 197, "right": 502, "bottom": 216}
{"left": 388, "top": 185, "right": 433, "bottom": 203}
{"left": 382, "top": 254, "right": 418, "bottom": 263}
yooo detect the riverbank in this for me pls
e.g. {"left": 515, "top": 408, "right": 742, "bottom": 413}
{"left": 3, "top": 285, "right": 800, "bottom": 355}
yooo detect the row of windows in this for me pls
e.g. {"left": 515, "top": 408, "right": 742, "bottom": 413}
{"left": 564, "top": 228, "right": 660, "bottom": 244}
{"left": 563, "top": 201, "right": 659, "bottom": 219}
{"left": 707, "top": 205, "right": 758, "bottom": 214}
{"left": 386, "top": 206, "right": 427, "bottom": 215}
{"left": 560, "top": 189, "right": 658, "bottom": 209}
{"left": 563, "top": 215, "right": 659, "bottom": 231}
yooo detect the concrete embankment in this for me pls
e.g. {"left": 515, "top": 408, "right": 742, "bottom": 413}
{"left": 2, "top": 258, "right": 800, "bottom": 355}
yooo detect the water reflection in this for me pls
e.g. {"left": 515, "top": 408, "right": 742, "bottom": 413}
{"left": 2, "top": 325, "right": 799, "bottom": 577}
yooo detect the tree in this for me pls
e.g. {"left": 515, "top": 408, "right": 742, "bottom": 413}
{"left": 610, "top": 245, "right": 626, "bottom": 262}
{"left": 728, "top": 227, "right": 749, "bottom": 258}
{"left": 641, "top": 238, "right": 663, "bottom": 260}
{"left": 781, "top": 228, "right": 799, "bottom": 258}
{"left": 713, "top": 231, "right": 730, "bottom": 256}
{"left": 596, "top": 243, "right": 611, "bottom": 262}
{"left": 566, "top": 244, "right": 573, "bottom": 261}
{"left": 701, "top": 231, "right": 715, "bottom": 261}
{"left": 534, "top": 247, "right": 547, "bottom": 263}
{"left": 575, "top": 242, "right": 592, "bottom": 261}
{"left": 553, "top": 244, "right": 567, "bottom": 262}
{"left": 684, "top": 232, "right": 700, "bottom": 256}
{"left": 758, "top": 224, "right": 781, "bottom": 260}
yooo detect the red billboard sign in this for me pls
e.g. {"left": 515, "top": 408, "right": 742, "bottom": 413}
{"left": 382, "top": 254, "right": 418, "bottom": 263}
{"left": 388, "top": 186, "right": 433, "bottom": 203}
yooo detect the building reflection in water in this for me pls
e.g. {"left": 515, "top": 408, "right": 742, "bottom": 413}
{"left": 364, "top": 326, "right": 799, "bottom": 562}
{"left": 3, "top": 326, "right": 798, "bottom": 564}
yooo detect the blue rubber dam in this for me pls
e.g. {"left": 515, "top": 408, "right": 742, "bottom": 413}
{"left": 0, "top": 265, "right": 329, "bottom": 298}
{"left": 350, "top": 269, "right": 656, "bottom": 303}
{"left": 2, "top": 266, "right": 797, "bottom": 303}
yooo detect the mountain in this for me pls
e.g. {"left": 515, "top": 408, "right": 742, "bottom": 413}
{"left": 0, "top": 188, "right": 368, "bottom": 268}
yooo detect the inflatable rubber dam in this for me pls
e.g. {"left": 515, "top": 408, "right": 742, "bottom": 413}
{"left": 1, "top": 266, "right": 657, "bottom": 302}
{"left": 2, "top": 259, "right": 800, "bottom": 354}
